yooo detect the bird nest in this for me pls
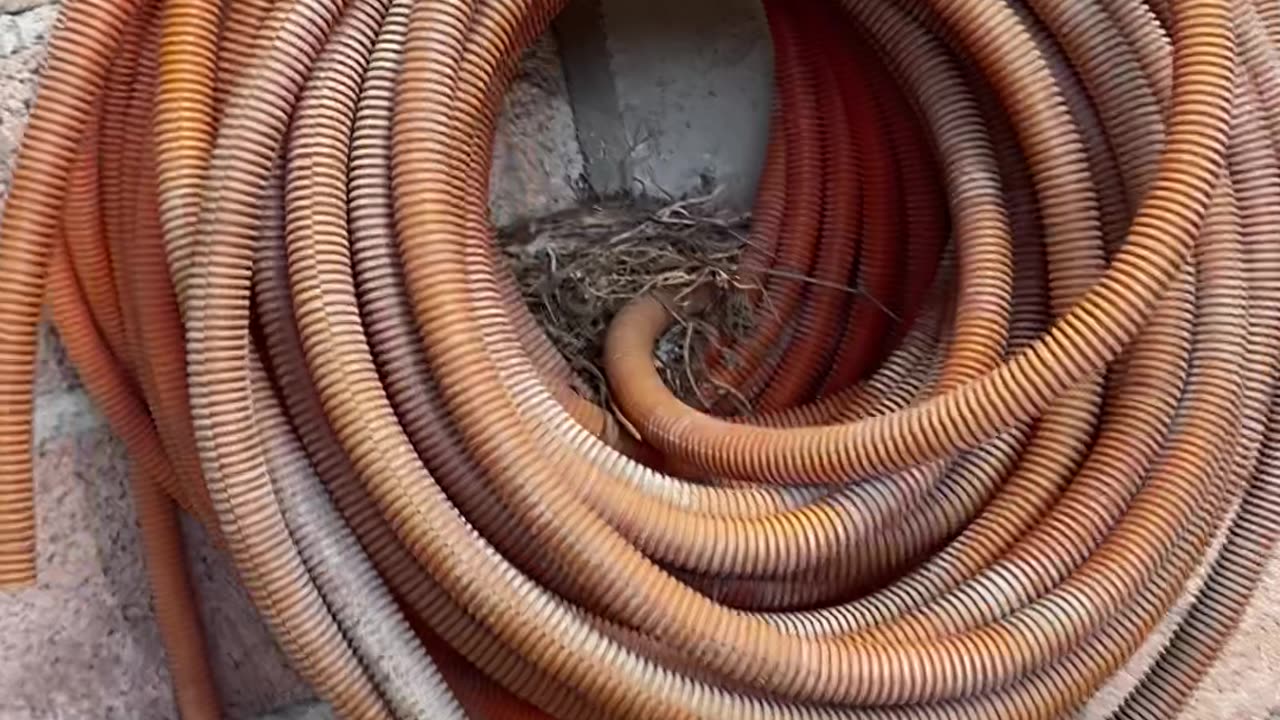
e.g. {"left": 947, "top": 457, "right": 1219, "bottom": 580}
{"left": 499, "top": 193, "right": 757, "bottom": 410}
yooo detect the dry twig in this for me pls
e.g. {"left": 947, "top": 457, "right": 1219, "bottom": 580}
{"left": 499, "top": 195, "right": 755, "bottom": 408}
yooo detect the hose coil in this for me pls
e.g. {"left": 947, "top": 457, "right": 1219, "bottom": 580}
{"left": 0, "top": 0, "right": 1277, "bottom": 717}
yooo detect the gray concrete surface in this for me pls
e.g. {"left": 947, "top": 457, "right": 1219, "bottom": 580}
{"left": 488, "top": 36, "right": 586, "bottom": 226}
{"left": 0, "top": 2, "right": 1278, "bottom": 719}
{"left": 557, "top": 0, "right": 773, "bottom": 206}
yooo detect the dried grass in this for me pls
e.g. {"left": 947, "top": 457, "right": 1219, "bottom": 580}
{"left": 499, "top": 192, "right": 757, "bottom": 409}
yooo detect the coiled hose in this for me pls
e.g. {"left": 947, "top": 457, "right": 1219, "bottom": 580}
{"left": 0, "top": 0, "right": 1277, "bottom": 716}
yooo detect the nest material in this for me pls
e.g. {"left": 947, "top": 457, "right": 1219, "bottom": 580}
{"left": 500, "top": 193, "right": 756, "bottom": 410}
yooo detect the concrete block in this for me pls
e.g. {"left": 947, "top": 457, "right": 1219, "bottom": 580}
{"left": 556, "top": 0, "right": 773, "bottom": 208}
{"left": 489, "top": 35, "right": 587, "bottom": 227}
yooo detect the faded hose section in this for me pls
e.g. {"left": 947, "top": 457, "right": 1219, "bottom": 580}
{"left": 0, "top": 0, "right": 1278, "bottom": 716}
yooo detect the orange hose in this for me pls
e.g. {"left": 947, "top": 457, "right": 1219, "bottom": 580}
{"left": 0, "top": 0, "right": 1276, "bottom": 717}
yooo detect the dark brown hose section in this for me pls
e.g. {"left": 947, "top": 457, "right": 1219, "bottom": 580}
{"left": 1, "top": 0, "right": 1277, "bottom": 717}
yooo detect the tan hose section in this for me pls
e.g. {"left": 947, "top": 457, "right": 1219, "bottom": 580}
{"left": 1, "top": 0, "right": 1278, "bottom": 717}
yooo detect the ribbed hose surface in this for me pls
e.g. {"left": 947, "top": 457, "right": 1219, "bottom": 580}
{"left": 0, "top": 0, "right": 1277, "bottom": 717}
